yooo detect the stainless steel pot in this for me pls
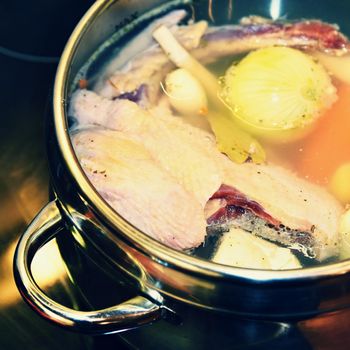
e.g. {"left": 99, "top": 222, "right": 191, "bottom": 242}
{"left": 13, "top": 0, "right": 350, "bottom": 348}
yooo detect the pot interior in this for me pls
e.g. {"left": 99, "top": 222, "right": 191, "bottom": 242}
{"left": 54, "top": 0, "right": 350, "bottom": 283}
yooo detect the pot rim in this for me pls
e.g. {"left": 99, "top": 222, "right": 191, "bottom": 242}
{"left": 53, "top": 0, "right": 350, "bottom": 283}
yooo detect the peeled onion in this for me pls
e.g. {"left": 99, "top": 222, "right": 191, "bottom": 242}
{"left": 164, "top": 68, "right": 208, "bottom": 116}
{"left": 221, "top": 47, "right": 337, "bottom": 134}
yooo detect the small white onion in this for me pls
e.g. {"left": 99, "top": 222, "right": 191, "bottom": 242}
{"left": 164, "top": 68, "right": 208, "bottom": 116}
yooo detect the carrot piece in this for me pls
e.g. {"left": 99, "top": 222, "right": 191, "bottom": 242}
{"left": 297, "top": 83, "right": 350, "bottom": 184}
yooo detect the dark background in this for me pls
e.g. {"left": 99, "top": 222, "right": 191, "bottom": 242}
{"left": 0, "top": 2, "right": 114, "bottom": 349}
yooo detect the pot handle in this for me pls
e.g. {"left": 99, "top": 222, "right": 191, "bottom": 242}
{"left": 13, "top": 200, "right": 163, "bottom": 334}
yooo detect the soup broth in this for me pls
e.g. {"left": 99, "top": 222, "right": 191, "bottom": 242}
{"left": 69, "top": 1, "right": 350, "bottom": 270}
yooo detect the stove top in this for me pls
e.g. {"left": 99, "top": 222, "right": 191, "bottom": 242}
{"left": 0, "top": 2, "right": 127, "bottom": 349}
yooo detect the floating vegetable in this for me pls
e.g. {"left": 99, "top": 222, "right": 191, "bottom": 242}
{"left": 220, "top": 47, "right": 337, "bottom": 137}
{"left": 330, "top": 163, "right": 350, "bottom": 205}
{"left": 163, "top": 68, "right": 208, "bottom": 116}
{"left": 153, "top": 25, "right": 219, "bottom": 104}
{"left": 314, "top": 52, "right": 350, "bottom": 85}
{"left": 153, "top": 25, "right": 265, "bottom": 163}
{"left": 164, "top": 68, "right": 265, "bottom": 162}
{"left": 213, "top": 227, "right": 301, "bottom": 270}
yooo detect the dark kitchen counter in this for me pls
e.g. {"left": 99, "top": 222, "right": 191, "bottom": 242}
{"left": 0, "top": 2, "right": 126, "bottom": 349}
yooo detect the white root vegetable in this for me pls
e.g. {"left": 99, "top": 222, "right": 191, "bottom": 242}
{"left": 164, "top": 68, "right": 208, "bottom": 116}
{"left": 339, "top": 209, "right": 350, "bottom": 260}
{"left": 213, "top": 227, "right": 301, "bottom": 270}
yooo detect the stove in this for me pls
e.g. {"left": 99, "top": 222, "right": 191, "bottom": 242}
{"left": 0, "top": 2, "right": 127, "bottom": 349}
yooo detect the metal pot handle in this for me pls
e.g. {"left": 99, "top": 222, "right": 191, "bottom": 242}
{"left": 13, "top": 200, "right": 163, "bottom": 334}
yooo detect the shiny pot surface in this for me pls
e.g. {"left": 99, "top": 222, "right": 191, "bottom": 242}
{"left": 13, "top": 0, "right": 350, "bottom": 347}
{"left": 56, "top": 227, "right": 350, "bottom": 349}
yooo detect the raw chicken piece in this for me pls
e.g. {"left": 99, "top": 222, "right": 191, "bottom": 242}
{"left": 195, "top": 17, "right": 350, "bottom": 63}
{"left": 72, "top": 128, "right": 206, "bottom": 250}
{"left": 70, "top": 90, "right": 342, "bottom": 260}
{"left": 208, "top": 159, "right": 343, "bottom": 260}
{"left": 70, "top": 90, "right": 222, "bottom": 206}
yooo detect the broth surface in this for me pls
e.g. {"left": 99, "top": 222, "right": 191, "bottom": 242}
{"left": 69, "top": 1, "right": 350, "bottom": 269}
